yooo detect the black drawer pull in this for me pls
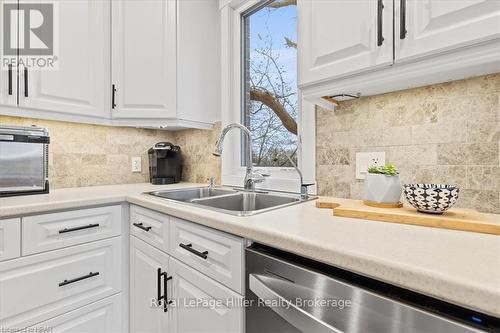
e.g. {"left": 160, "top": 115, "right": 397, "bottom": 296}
{"left": 24, "top": 67, "right": 29, "bottom": 97}
{"left": 8, "top": 64, "right": 12, "bottom": 95}
{"left": 59, "top": 271, "right": 99, "bottom": 287}
{"left": 133, "top": 222, "right": 152, "bottom": 232}
{"left": 179, "top": 243, "right": 208, "bottom": 259}
{"left": 59, "top": 223, "right": 100, "bottom": 234}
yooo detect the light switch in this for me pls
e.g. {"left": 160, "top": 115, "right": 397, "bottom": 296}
{"left": 355, "top": 152, "right": 385, "bottom": 179}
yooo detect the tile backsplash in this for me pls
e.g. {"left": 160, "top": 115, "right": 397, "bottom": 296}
{"left": 316, "top": 73, "right": 499, "bottom": 213}
{"left": 0, "top": 115, "right": 221, "bottom": 188}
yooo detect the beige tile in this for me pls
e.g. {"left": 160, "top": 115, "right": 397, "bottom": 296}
{"left": 82, "top": 154, "right": 107, "bottom": 166}
{"left": 467, "top": 119, "right": 499, "bottom": 143}
{"left": 382, "top": 126, "right": 412, "bottom": 146}
{"left": 317, "top": 180, "right": 350, "bottom": 198}
{"left": 437, "top": 143, "right": 498, "bottom": 165}
{"left": 459, "top": 189, "right": 499, "bottom": 214}
{"left": 53, "top": 153, "right": 82, "bottom": 177}
{"left": 387, "top": 145, "right": 438, "bottom": 166}
{"left": 411, "top": 121, "right": 467, "bottom": 145}
{"left": 467, "top": 166, "right": 500, "bottom": 191}
{"left": 317, "top": 147, "right": 350, "bottom": 166}
{"left": 412, "top": 166, "right": 467, "bottom": 187}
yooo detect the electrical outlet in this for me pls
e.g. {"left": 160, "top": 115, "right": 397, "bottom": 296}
{"left": 355, "top": 152, "right": 385, "bottom": 180}
{"left": 131, "top": 157, "right": 142, "bottom": 173}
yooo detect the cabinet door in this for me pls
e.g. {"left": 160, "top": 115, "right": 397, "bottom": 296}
{"left": 396, "top": 0, "right": 500, "bottom": 61}
{"left": 28, "top": 294, "right": 122, "bottom": 333}
{"left": 298, "top": 0, "right": 393, "bottom": 86}
{"left": 0, "top": 0, "right": 18, "bottom": 107}
{"left": 111, "top": 0, "right": 176, "bottom": 119}
{"left": 170, "top": 258, "right": 244, "bottom": 333}
{"left": 18, "top": 0, "right": 110, "bottom": 118}
{"left": 130, "top": 236, "right": 170, "bottom": 333}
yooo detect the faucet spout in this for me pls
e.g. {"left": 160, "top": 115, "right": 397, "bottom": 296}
{"left": 212, "top": 123, "right": 264, "bottom": 191}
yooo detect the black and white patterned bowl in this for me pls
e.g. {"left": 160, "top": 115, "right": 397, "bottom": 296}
{"left": 403, "top": 184, "right": 459, "bottom": 214}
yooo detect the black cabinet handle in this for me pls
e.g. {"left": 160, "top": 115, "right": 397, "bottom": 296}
{"left": 377, "top": 0, "right": 384, "bottom": 46}
{"left": 157, "top": 268, "right": 172, "bottom": 312}
{"left": 163, "top": 272, "right": 172, "bottom": 312}
{"left": 133, "top": 222, "right": 152, "bottom": 232}
{"left": 111, "top": 84, "right": 116, "bottom": 109}
{"left": 59, "top": 271, "right": 99, "bottom": 287}
{"left": 400, "top": 0, "right": 407, "bottom": 39}
{"left": 24, "top": 67, "right": 29, "bottom": 97}
{"left": 59, "top": 223, "right": 100, "bottom": 234}
{"left": 8, "top": 64, "right": 12, "bottom": 95}
{"left": 157, "top": 268, "right": 163, "bottom": 307}
{"left": 179, "top": 243, "right": 208, "bottom": 260}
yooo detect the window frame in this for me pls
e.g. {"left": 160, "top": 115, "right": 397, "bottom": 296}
{"left": 220, "top": 0, "right": 316, "bottom": 193}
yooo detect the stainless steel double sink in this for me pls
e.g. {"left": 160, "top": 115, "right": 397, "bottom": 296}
{"left": 148, "top": 187, "right": 315, "bottom": 216}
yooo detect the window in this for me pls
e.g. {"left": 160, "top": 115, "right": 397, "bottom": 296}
{"left": 242, "top": 0, "right": 298, "bottom": 167}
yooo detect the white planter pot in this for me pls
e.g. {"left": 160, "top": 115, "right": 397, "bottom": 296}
{"left": 363, "top": 174, "right": 402, "bottom": 204}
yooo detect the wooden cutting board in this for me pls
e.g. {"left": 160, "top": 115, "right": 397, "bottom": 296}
{"left": 316, "top": 197, "right": 500, "bottom": 235}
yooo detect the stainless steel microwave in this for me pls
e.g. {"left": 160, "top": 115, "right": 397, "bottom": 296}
{"left": 0, "top": 125, "right": 50, "bottom": 197}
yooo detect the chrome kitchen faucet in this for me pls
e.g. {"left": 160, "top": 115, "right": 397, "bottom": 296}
{"left": 212, "top": 123, "right": 265, "bottom": 191}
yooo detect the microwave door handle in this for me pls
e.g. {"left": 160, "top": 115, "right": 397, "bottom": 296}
{"left": 249, "top": 274, "right": 341, "bottom": 333}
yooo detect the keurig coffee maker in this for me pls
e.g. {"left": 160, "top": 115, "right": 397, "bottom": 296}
{"left": 148, "top": 142, "right": 182, "bottom": 184}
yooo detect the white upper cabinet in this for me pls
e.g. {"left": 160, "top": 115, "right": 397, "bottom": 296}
{"left": 111, "top": 0, "right": 220, "bottom": 127}
{"left": 0, "top": 0, "right": 220, "bottom": 129}
{"left": 396, "top": 0, "right": 500, "bottom": 61}
{"left": 298, "top": 0, "right": 394, "bottom": 86}
{"left": 111, "top": 0, "right": 176, "bottom": 119}
{"left": 299, "top": 0, "right": 500, "bottom": 98}
{"left": 18, "top": 0, "right": 110, "bottom": 119}
{"left": 0, "top": 0, "right": 18, "bottom": 107}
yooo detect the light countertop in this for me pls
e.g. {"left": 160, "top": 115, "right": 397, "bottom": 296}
{"left": 1, "top": 182, "right": 499, "bottom": 317}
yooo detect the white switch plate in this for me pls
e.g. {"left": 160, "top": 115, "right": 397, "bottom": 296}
{"left": 355, "top": 152, "right": 385, "bottom": 180}
{"left": 131, "top": 157, "right": 142, "bottom": 173}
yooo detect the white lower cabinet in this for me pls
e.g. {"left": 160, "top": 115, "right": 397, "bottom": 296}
{"left": 0, "top": 237, "right": 122, "bottom": 329}
{"left": 130, "top": 235, "right": 169, "bottom": 333}
{"left": 0, "top": 218, "right": 20, "bottom": 261}
{"left": 130, "top": 233, "right": 244, "bottom": 333}
{"left": 170, "top": 258, "right": 244, "bottom": 333}
{"left": 28, "top": 294, "right": 122, "bottom": 333}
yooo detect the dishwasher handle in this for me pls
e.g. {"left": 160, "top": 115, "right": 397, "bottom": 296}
{"left": 249, "top": 274, "right": 341, "bottom": 333}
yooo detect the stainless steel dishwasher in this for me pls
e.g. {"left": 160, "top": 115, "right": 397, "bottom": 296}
{"left": 245, "top": 244, "right": 499, "bottom": 333}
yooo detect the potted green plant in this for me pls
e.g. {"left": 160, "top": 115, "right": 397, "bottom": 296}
{"left": 363, "top": 164, "right": 402, "bottom": 206}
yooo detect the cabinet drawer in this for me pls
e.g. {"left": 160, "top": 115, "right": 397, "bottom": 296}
{"left": 0, "top": 237, "right": 122, "bottom": 328}
{"left": 22, "top": 205, "right": 122, "bottom": 255}
{"left": 28, "top": 294, "right": 122, "bottom": 333}
{"left": 0, "top": 218, "right": 20, "bottom": 261}
{"left": 130, "top": 205, "right": 169, "bottom": 252}
{"left": 170, "top": 217, "right": 244, "bottom": 293}
{"left": 171, "top": 258, "right": 244, "bottom": 333}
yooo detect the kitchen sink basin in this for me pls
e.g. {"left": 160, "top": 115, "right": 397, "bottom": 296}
{"left": 194, "top": 192, "right": 300, "bottom": 213}
{"left": 149, "top": 187, "right": 236, "bottom": 202}
{"left": 147, "top": 187, "right": 314, "bottom": 216}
